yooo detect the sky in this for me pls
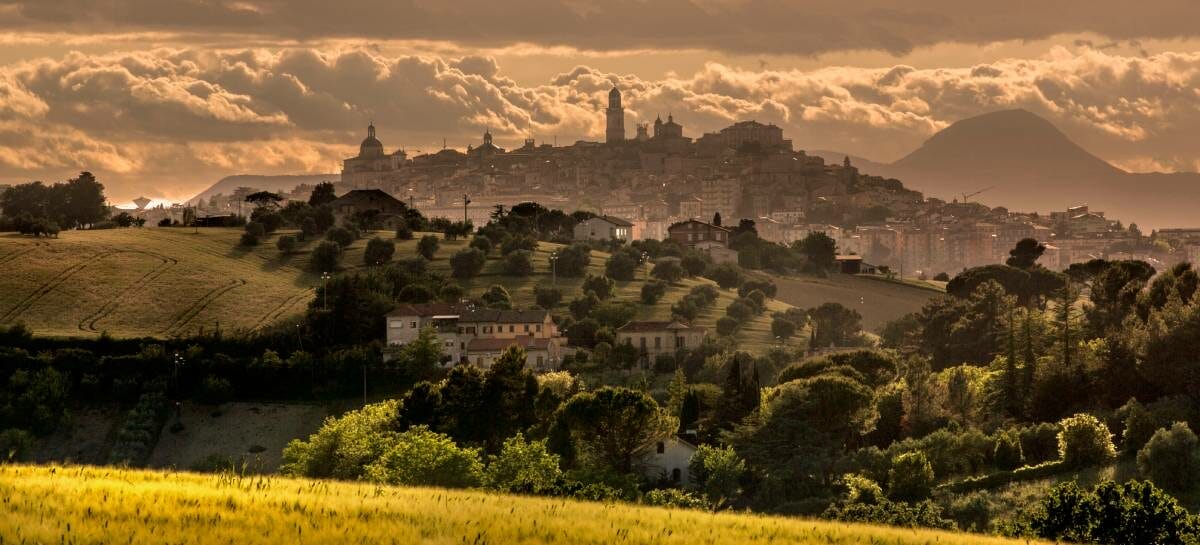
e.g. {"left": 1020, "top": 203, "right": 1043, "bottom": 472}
{"left": 2, "top": 1, "right": 1200, "bottom": 205}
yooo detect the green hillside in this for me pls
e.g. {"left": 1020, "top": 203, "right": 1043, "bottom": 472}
{"left": 769, "top": 273, "right": 942, "bottom": 330}
{"left": 0, "top": 464, "right": 1046, "bottom": 545}
{"left": 0, "top": 228, "right": 312, "bottom": 338}
{"left": 0, "top": 229, "right": 802, "bottom": 352}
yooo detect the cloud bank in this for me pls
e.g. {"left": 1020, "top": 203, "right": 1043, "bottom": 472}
{"left": 3, "top": 45, "right": 1200, "bottom": 201}
{"left": 1, "top": 1, "right": 1199, "bottom": 56}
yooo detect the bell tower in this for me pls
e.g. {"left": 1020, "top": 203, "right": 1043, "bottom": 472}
{"left": 605, "top": 86, "right": 625, "bottom": 143}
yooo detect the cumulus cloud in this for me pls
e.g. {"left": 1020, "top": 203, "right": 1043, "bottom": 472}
{"left": 5, "top": 44, "right": 1200, "bottom": 202}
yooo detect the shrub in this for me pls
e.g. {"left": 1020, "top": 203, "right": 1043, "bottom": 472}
{"left": 1137, "top": 422, "right": 1200, "bottom": 491}
{"left": 501, "top": 235, "right": 537, "bottom": 254}
{"left": 770, "top": 317, "right": 797, "bottom": 340}
{"left": 581, "top": 274, "right": 615, "bottom": 300}
{"left": 554, "top": 243, "right": 591, "bottom": 277}
{"left": 1057, "top": 413, "right": 1116, "bottom": 467}
{"left": 725, "top": 298, "right": 754, "bottom": 322}
{"left": 1019, "top": 423, "right": 1061, "bottom": 465}
{"left": 325, "top": 226, "right": 356, "bottom": 248}
{"left": 364, "top": 426, "right": 483, "bottom": 488}
{"left": 680, "top": 253, "right": 707, "bottom": 276}
{"left": 605, "top": 249, "right": 640, "bottom": 281}
{"left": 716, "top": 316, "right": 739, "bottom": 336}
{"left": 417, "top": 235, "right": 439, "bottom": 260}
{"left": 1010, "top": 480, "right": 1194, "bottom": 545}
{"left": 739, "top": 279, "right": 777, "bottom": 298}
{"left": 933, "top": 272, "right": 950, "bottom": 282}
{"left": 282, "top": 400, "right": 401, "bottom": 479}
{"left": 651, "top": 260, "right": 684, "bottom": 283}
{"left": 481, "top": 285, "right": 512, "bottom": 310}
{"left": 824, "top": 498, "right": 955, "bottom": 530}
{"left": 535, "top": 286, "right": 562, "bottom": 309}
{"left": 888, "top": 452, "right": 935, "bottom": 502}
{"left": 395, "top": 223, "right": 413, "bottom": 240}
{"left": 196, "top": 375, "right": 233, "bottom": 405}
{"left": 687, "top": 444, "right": 745, "bottom": 504}
{"left": 363, "top": 237, "right": 395, "bottom": 265}
{"left": 744, "top": 289, "right": 766, "bottom": 313}
{"left": 309, "top": 240, "right": 343, "bottom": 272}
{"left": 707, "top": 263, "right": 744, "bottom": 289}
{"left": 504, "top": 250, "right": 534, "bottom": 276}
{"left": 240, "top": 221, "right": 265, "bottom": 246}
{"left": 0, "top": 428, "right": 34, "bottom": 462}
{"left": 449, "top": 248, "right": 487, "bottom": 279}
{"left": 484, "top": 433, "right": 562, "bottom": 494}
{"left": 469, "top": 236, "right": 492, "bottom": 254}
{"left": 644, "top": 488, "right": 712, "bottom": 510}
{"left": 276, "top": 235, "right": 297, "bottom": 254}
{"left": 993, "top": 429, "right": 1025, "bottom": 470}
{"left": 640, "top": 280, "right": 667, "bottom": 305}
{"left": 1120, "top": 398, "right": 1159, "bottom": 453}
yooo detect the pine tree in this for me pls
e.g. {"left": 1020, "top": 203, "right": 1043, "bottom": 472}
{"left": 678, "top": 389, "right": 701, "bottom": 434}
{"left": 666, "top": 368, "right": 687, "bottom": 416}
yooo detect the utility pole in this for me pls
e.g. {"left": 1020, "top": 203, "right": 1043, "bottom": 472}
{"left": 462, "top": 194, "right": 471, "bottom": 223}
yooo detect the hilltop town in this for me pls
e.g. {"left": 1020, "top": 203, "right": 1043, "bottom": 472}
{"left": 158, "top": 87, "right": 1188, "bottom": 278}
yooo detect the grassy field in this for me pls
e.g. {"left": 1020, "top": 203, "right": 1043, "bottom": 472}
{"left": 0, "top": 228, "right": 801, "bottom": 352}
{"left": 0, "top": 228, "right": 313, "bottom": 338}
{"left": 768, "top": 272, "right": 943, "bottom": 331}
{"left": 0, "top": 464, "right": 1047, "bottom": 545}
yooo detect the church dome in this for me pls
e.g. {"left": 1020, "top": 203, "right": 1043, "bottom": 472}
{"left": 359, "top": 123, "right": 384, "bottom": 158}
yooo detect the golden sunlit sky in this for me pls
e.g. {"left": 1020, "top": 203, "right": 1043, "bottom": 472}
{"left": 2, "top": 1, "right": 1200, "bottom": 204}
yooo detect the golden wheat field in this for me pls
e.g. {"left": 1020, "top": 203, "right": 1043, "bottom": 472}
{"left": 0, "top": 465, "right": 1047, "bottom": 545}
{"left": 0, "top": 227, "right": 803, "bottom": 352}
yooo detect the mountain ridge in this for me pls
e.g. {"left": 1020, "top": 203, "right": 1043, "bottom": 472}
{"left": 816, "top": 109, "right": 1199, "bottom": 229}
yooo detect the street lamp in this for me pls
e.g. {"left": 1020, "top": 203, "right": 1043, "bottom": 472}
{"left": 549, "top": 252, "right": 559, "bottom": 286}
{"left": 320, "top": 272, "right": 332, "bottom": 310}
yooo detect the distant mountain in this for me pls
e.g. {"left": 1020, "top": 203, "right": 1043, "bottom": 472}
{"left": 187, "top": 174, "right": 335, "bottom": 204}
{"left": 833, "top": 109, "right": 1200, "bottom": 229}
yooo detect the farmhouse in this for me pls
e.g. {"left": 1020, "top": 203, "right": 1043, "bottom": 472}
{"left": 328, "top": 189, "right": 406, "bottom": 226}
{"left": 615, "top": 320, "right": 707, "bottom": 367}
{"left": 643, "top": 435, "right": 699, "bottom": 486}
{"left": 574, "top": 215, "right": 633, "bottom": 243}
{"left": 386, "top": 304, "right": 564, "bottom": 368}
{"left": 668, "top": 219, "right": 730, "bottom": 249}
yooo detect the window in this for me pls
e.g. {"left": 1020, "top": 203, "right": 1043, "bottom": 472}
{"left": 671, "top": 468, "right": 681, "bottom": 483}
{"left": 639, "top": 337, "right": 646, "bottom": 349}
{"left": 484, "top": 326, "right": 492, "bottom": 334}
{"left": 656, "top": 442, "right": 665, "bottom": 454}
{"left": 676, "top": 336, "right": 684, "bottom": 348}
{"left": 654, "top": 336, "right": 661, "bottom": 349}
{"left": 536, "top": 356, "right": 544, "bottom": 366}
{"left": 536, "top": 324, "right": 542, "bottom": 332}
{"left": 460, "top": 342, "right": 465, "bottom": 349}
{"left": 509, "top": 325, "right": 515, "bottom": 333}
{"left": 410, "top": 321, "right": 417, "bottom": 328}
{"left": 524, "top": 324, "right": 530, "bottom": 333}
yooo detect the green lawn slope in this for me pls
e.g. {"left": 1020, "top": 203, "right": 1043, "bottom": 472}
{"left": 0, "top": 464, "right": 1047, "bottom": 545}
{"left": 0, "top": 229, "right": 802, "bottom": 352}
{"left": 768, "top": 273, "right": 943, "bottom": 331}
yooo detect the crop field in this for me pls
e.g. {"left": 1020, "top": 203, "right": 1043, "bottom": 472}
{"left": 0, "top": 228, "right": 313, "bottom": 338}
{"left": 0, "top": 229, "right": 801, "bottom": 352}
{"left": 769, "top": 273, "right": 943, "bottom": 331}
{"left": 0, "top": 465, "right": 1047, "bottom": 545}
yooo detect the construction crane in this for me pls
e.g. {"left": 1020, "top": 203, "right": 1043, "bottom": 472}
{"left": 961, "top": 186, "right": 995, "bottom": 204}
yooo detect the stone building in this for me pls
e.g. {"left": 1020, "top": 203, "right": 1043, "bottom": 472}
{"left": 341, "top": 123, "right": 407, "bottom": 188}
